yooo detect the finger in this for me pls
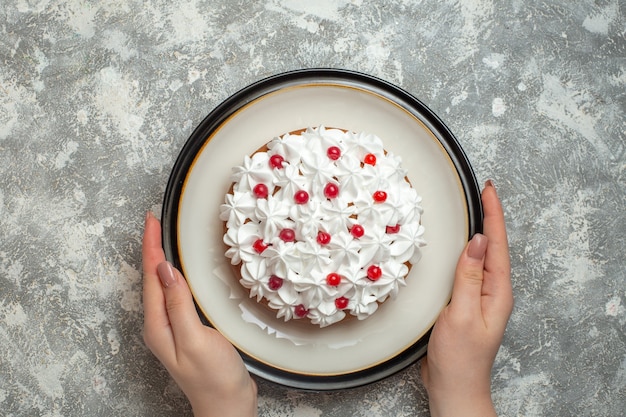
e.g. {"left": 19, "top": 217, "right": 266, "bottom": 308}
{"left": 482, "top": 181, "right": 510, "bottom": 276}
{"left": 142, "top": 212, "right": 174, "bottom": 355}
{"left": 157, "top": 261, "right": 205, "bottom": 347}
{"left": 480, "top": 182, "right": 513, "bottom": 309}
{"left": 449, "top": 233, "right": 489, "bottom": 315}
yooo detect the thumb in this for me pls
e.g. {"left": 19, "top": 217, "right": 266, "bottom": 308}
{"left": 157, "top": 261, "right": 203, "bottom": 342}
{"left": 449, "top": 233, "right": 488, "bottom": 314}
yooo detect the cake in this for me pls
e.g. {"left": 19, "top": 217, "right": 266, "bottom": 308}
{"left": 219, "top": 126, "right": 426, "bottom": 327}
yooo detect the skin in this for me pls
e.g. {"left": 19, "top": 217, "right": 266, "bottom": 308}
{"left": 141, "top": 180, "right": 512, "bottom": 417}
{"left": 142, "top": 211, "right": 258, "bottom": 417}
{"left": 420, "top": 180, "right": 514, "bottom": 416}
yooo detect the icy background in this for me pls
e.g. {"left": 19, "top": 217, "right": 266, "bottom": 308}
{"left": 1, "top": 1, "right": 624, "bottom": 415}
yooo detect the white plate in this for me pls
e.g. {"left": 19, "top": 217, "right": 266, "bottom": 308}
{"left": 162, "top": 69, "right": 482, "bottom": 390}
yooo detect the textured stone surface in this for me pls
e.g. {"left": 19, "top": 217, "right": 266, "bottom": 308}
{"left": 1, "top": 1, "right": 624, "bottom": 416}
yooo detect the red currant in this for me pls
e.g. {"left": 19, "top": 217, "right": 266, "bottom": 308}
{"left": 350, "top": 224, "right": 365, "bottom": 238}
{"left": 279, "top": 228, "right": 296, "bottom": 242}
{"left": 294, "top": 304, "right": 308, "bottom": 318}
{"left": 323, "top": 183, "right": 339, "bottom": 199}
{"left": 326, "top": 272, "right": 341, "bottom": 286}
{"left": 327, "top": 146, "right": 341, "bottom": 160}
{"left": 253, "top": 183, "right": 269, "bottom": 199}
{"left": 268, "top": 275, "right": 284, "bottom": 290}
{"left": 363, "top": 153, "right": 377, "bottom": 165}
{"left": 252, "top": 239, "right": 268, "bottom": 254}
{"left": 367, "top": 265, "right": 382, "bottom": 281}
{"left": 294, "top": 190, "right": 309, "bottom": 204}
{"left": 316, "top": 231, "right": 331, "bottom": 245}
{"left": 386, "top": 224, "right": 401, "bottom": 234}
{"left": 335, "top": 296, "right": 349, "bottom": 309}
{"left": 269, "top": 154, "right": 285, "bottom": 169}
{"left": 373, "top": 190, "right": 387, "bottom": 203}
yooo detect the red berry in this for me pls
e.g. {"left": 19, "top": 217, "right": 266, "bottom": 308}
{"left": 294, "top": 304, "right": 308, "bottom": 318}
{"left": 323, "top": 183, "right": 339, "bottom": 199}
{"left": 279, "top": 228, "right": 296, "bottom": 242}
{"left": 350, "top": 224, "right": 364, "bottom": 238}
{"left": 316, "top": 231, "right": 331, "bottom": 245}
{"left": 269, "top": 154, "right": 285, "bottom": 169}
{"left": 294, "top": 190, "right": 309, "bottom": 204}
{"left": 253, "top": 239, "right": 268, "bottom": 254}
{"left": 335, "top": 296, "right": 349, "bottom": 309}
{"left": 364, "top": 153, "right": 377, "bottom": 165}
{"left": 253, "top": 183, "right": 269, "bottom": 198}
{"left": 386, "top": 224, "right": 401, "bottom": 234}
{"left": 373, "top": 190, "right": 387, "bottom": 203}
{"left": 367, "top": 265, "right": 382, "bottom": 281}
{"left": 326, "top": 272, "right": 341, "bottom": 286}
{"left": 268, "top": 275, "right": 283, "bottom": 290}
{"left": 327, "top": 146, "right": 341, "bottom": 160}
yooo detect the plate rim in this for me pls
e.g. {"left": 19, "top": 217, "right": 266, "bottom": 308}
{"left": 162, "top": 68, "right": 483, "bottom": 390}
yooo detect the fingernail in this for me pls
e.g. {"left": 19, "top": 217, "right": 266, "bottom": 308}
{"left": 157, "top": 261, "right": 177, "bottom": 287}
{"left": 468, "top": 233, "right": 488, "bottom": 260}
{"left": 485, "top": 179, "right": 496, "bottom": 190}
{"left": 145, "top": 211, "right": 153, "bottom": 223}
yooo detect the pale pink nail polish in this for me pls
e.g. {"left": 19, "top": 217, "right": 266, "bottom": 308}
{"left": 468, "top": 233, "right": 488, "bottom": 260}
{"left": 157, "top": 261, "right": 177, "bottom": 287}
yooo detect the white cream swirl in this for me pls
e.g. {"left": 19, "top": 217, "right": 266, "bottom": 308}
{"left": 220, "top": 126, "right": 426, "bottom": 327}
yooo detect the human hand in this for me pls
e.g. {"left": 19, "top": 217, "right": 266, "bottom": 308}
{"left": 142, "top": 212, "right": 257, "bottom": 417}
{"left": 420, "top": 180, "right": 513, "bottom": 417}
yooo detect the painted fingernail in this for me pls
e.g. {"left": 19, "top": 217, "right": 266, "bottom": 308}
{"left": 468, "top": 233, "right": 488, "bottom": 260}
{"left": 157, "top": 261, "right": 177, "bottom": 287}
{"left": 485, "top": 179, "right": 496, "bottom": 190}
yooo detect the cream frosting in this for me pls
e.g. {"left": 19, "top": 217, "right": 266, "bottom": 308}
{"left": 220, "top": 126, "right": 426, "bottom": 327}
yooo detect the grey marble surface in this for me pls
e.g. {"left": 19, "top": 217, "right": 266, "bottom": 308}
{"left": 1, "top": 0, "right": 624, "bottom": 416}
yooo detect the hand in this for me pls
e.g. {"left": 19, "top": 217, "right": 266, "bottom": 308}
{"left": 142, "top": 212, "right": 258, "bottom": 417}
{"left": 420, "top": 181, "right": 513, "bottom": 417}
